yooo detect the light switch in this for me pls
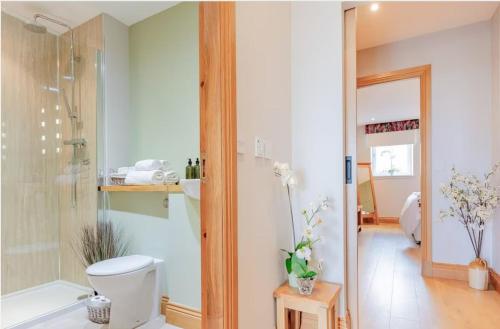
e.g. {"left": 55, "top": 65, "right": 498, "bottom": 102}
{"left": 254, "top": 137, "right": 266, "bottom": 158}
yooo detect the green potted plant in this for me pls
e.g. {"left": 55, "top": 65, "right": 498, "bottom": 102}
{"left": 274, "top": 162, "right": 329, "bottom": 294}
{"left": 282, "top": 200, "right": 328, "bottom": 295}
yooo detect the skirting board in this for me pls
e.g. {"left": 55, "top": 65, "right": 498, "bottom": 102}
{"left": 161, "top": 296, "right": 201, "bottom": 329}
{"left": 378, "top": 217, "right": 399, "bottom": 224}
{"left": 490, "top": 269, "right": 500, "bottom": 294}
{"left": 432, "top": 264, "right": 500, "bottom": 292}
{"left": 431, "top": 262, "right": 468, "bottom": 281}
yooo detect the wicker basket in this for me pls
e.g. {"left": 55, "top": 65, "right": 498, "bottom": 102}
{"left": 86, "top": 295, "right": 111, "bottom": 324}
{"left": 110, "top": 176, "right": 126, "bottom": 185}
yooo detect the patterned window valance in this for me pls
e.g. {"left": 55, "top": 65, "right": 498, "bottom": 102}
{"left": 365, "top": 119, "right": 419, "bottom": 134}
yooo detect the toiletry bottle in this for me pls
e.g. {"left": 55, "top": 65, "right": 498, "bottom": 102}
{"left": 186, "top": 158, "right": 193, "bottom": 179}
{"left": 194, "top": 158, "right": 200, "bottom": 179}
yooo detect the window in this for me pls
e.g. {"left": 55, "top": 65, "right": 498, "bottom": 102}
{"left": 370, "top": 144, "right": 414, "bottom": 177}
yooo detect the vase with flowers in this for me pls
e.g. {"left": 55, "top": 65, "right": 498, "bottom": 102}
{"left": 274, "top": 162, "right": 329, "bottom": 294}
{"left": 440, "top": 164, "right": 499, "bottom": 290}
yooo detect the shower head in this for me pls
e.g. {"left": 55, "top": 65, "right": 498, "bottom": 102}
{"left": 24, "top": 14, "right": 72, "bottom": 34}
{"left": 24, "top": 22, "right": 47, "bottom": 34}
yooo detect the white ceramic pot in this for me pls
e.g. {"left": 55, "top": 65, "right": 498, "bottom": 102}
{"left": 288, "top": 273, "right": 298, "bottom": 288}
{"left": 468, "top": 258, "right": 489, "bottom": 291}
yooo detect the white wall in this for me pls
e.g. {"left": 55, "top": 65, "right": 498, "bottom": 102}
{"left": 236, "top": 3, "right": 293, "bottom": 329}
{"left": 358, "top": 22, "right": 493, "bottom": 265}
{"left": 357, "top": 128, "right": 420, "bottom": 218}
{"left": 236, "top": 4, "right": 345, "bottom": 327}
{"left": 291, "top": 1, "right": 345, "bottom": 312}
{"left": 357, "top": 78, "right": 420, "bottom": 125}
{"left": 491, "top": 8, "right": 500, "bottom": 273}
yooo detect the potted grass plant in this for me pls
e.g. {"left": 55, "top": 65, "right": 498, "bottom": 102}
{"left": 440, "top": 164, "right": 499, "bottom": 290}
{"left": 74, "top": 220, "right": 129, "bottom": 270}
{"left": 74, "top": 220, "right": 128, "bottom": 323}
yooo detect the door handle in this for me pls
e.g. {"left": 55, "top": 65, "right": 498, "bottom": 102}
{"left": 201, "top": 153, "right": 207, "bottom": 182}
{"left": 346, "top": 156, "right": 352, "bottom": 184}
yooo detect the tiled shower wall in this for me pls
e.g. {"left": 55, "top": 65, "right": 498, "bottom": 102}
{"left": 1, "top": 12, "right": 102, "bottom": 293}
{"left": 1, "top": 12, "right": 61, "bottom": 294}
{"left": 58, "top": 15, "right": 102, "bottom": 287}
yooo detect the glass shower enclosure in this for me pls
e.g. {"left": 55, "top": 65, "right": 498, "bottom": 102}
{"left": 1, "top": 11, "right": 101, "bottom": 328}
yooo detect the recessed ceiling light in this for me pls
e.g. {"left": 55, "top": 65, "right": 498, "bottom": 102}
{"left": 371, "top": 117, "right": 376, "bottom": 122}
{"left": 370, "top": 3, "right": 380, "bottom": 12}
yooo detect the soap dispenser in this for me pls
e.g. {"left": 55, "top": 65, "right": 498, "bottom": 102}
{"left": 186, "top": 158, "right": 193, "bottom": 179}
{"left": 194, "top": 158, "right": 200, "bottom": 179}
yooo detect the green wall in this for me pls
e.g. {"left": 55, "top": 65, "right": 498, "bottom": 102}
{"left": 129, "top": 2, "right": 199, "bottom": 173}
{"left": 109, "top": 2, "right": 200, "bottom": 310}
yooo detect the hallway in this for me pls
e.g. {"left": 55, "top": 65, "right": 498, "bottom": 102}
{"left": 359, "top": 224, "right": 500, "bottom": 329}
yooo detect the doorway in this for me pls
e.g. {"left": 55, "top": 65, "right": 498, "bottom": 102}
{"left": 343, "top": 6, "right": 432, "bottom": 329}
{"left": 356, "top": 66, "right": 432, "bottom": 272}
{"left": 355, "top": 66, "right": 431, "bottom": 329}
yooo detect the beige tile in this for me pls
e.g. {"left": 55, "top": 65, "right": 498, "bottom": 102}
{"left": 1, "top": 12, "right": 60, "bottom": 294}
{"left": 1, "top": 12, "right": 102, "bottom": 294}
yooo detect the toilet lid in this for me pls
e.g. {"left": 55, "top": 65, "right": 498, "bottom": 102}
{"left": 86, "top": 255, "right": 154, "bottom": 276}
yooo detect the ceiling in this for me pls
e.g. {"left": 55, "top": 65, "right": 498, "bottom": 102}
{"left": 357, "top": 78, "right": 420, "bottom": 126}
{"left": 1, "top": 1, "right": 178, "bottom": 34}
{"left": 357, "top": 1, "right": 499, "bottom": 50}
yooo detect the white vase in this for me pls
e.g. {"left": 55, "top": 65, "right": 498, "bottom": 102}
{"left": 468, "top": 258, "right": 489, "bottom": 291}
{"left": 288, "top": 273, "right": 298, "bottom": 288}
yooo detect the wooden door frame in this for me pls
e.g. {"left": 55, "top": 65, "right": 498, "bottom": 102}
{"left": 199, "top": 2, "right": 238, "bottom": 329}
{"left": 356, "top": 65, "right": 432, "bottom": 276}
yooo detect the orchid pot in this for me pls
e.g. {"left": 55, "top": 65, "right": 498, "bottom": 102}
{"left": 288, "top": 272, "right": 298, "bottom": 288}
{"left": 296, "top": 275, "right": 317, "bottom": 295}
{"left": 468, "top": 258, "right": 489, "bottom": 290}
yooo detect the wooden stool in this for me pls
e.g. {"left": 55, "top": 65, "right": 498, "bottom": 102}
{"left": 273, "top": 281, "right": 341, "bottom": 329}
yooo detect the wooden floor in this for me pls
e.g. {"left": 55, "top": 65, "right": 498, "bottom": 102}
{"left": 359, "top": 224, "right": 500, "bottom": 329}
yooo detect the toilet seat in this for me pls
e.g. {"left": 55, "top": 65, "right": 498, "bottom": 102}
{"left": 86, "top": 255, "right": 154, "bottom": 276}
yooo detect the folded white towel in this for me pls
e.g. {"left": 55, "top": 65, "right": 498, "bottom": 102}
{"left": 160, "top": 160, "right": 172, "bottom": 171}
{"left": 125, "top": 170, "right": 165, "bottom": 185}
{"left": 134, "top": 159, "right": 173, "bottom": 171}
{"left": 134, "top": 159, "right": 163, "bottom": 171}
{"left": 164, "top": 170, "right": 180, "bottom": 184}
{"left": 117, "top": 167, "right": 134, "bottom": 175}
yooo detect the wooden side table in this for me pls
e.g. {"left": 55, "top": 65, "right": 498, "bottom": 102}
{"left": 273, "top": 281, "right": 341, "bottom": 329}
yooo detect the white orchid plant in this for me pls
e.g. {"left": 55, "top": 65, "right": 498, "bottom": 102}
{"left": 440, "top": 164, "right": 500, "bottom": 259}
{"left": 274, "top": 162, "right": 298, "bottom": 246}
{"left": 274, "top": 162, "right": 329, "bottom": 279}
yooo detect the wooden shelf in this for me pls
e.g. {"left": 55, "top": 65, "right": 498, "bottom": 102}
{"left": 98, "top": 184, "right": 183, "bottom": 193}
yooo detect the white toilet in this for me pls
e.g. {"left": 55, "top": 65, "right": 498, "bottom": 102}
{"left": 86, "top": 255, "right": 165, "bottom": 329}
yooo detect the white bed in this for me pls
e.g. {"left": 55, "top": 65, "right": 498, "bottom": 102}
{"left": 399, "top": 192, "right": 421, "bottom": 243}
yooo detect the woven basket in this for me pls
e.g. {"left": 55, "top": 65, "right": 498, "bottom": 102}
{"left": 110, "top": 176, "right": 126, "bottom": 185}
{"left": 86, "top": 296, "right": 111, "bottom": 324}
